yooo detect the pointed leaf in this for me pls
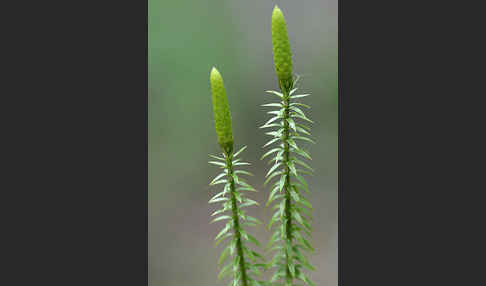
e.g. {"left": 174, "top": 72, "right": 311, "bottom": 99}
{"left": 237, "top": 186, "right": 258, "bottom": 192}
{"left": 290, "top": 188, "right": 300, "bottom": 202}
{"left": 210, "top": 179, "right": 228, "bottom": 186}
{"left": 219, "top": 245, "right": 231, "bottom": 265}
{"left": 209, "top": 161, "right": 226, "bottom": 167}
{"left": 290, "top": 102, "right": 311, "bottom": 109}
{"left": 295, "top": 126, "right": 311, "bottom": 136}
{"left": 209, "top": 191, "right": 227, "bottom": 202}
{"left": 291, "top": 147, "right": 312, "bottom": 160}
{"left": 210, "top": 172, "right": 227, "bottom": 185}
{"left": 292, "top": 136, "right": 316, "bottom": 144}
{"left": 261, "top": 116, "right": 281, "bottom": 128}
{"left": 290, "top": 106, "right": 307, "bottom": 117}
{"left": 264, "top": 170, "right": 282, "bottom": 186}
{"left": 233, "top": 162, "right": 251, "bottom": 166}
{"left": 267, "top": 110, "right": 282, "bottom": 116}
{"left": 287, "top": 118, "right": 296, "bottom": 131}
{"left": 291, "top": 93, "right": 310, "bottom": 99}
{"left": 215, "top": 232, "right": 232, "bottom": 246}
{"left": 211, "top": 208, "right": 228, "bottom": 216}
{"left": 209, "top": 154, "right": 226, "bottom": 161}
{"left": 298, "top": 196, "right": 313, "bottom": 210}
{"left": 240, "top": 198, "right": 259, "bottom": 207}
{"left": 261, "top": 147, "right": 283, "bottom": 160}
{"left": 259, "top": 123, "right": 282, "bottom": 129}
{"left": 293, "top": 158, "right": 314, "bottom": 172}
{"left": 210, "top": 215, "right": 232, "bottom": 224}
{"left": 278, "top": 174, "right": 287, "bottom": 192}
{"left": 263, "top": 137, "right": 281, "bottom": 148}
{"left": 266, "top": 185, "right": 281, "bottom": 207}
{"left": 261, "top": 103, "right": 283, "bottom": 108}
{"left": 268, "top": 210, "right": 281, "bottom": 230}
{"left": 233, "top": 145, "right": 247, "bottom": 157}
{"left": 291, "top": 113, "right": 314, "bottom": 124}
{"left": 234, "top": 170, "right": 253, "bottom": 177}
{"left": 266, "top": 162, "right": 283, "bottom": 177}
{"left": 288, "top": 161, "right": 297, "bottom": 175}
{"left": 209, "top": 197, "right": 229, "bottom": 204}
{"left": 245, "top": 216, "right": 262, "bottom": 225}
{"left": 215, "top": 223, "right": 231, "bottom": 241}
{"left": 289, "top": 88, "right": 298, "bottom": 95}
{"left": 265, "top": 90, "right": 284, "bottom": 98}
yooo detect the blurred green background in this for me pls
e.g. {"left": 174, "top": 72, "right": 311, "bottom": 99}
{"left": 149, "top": 0, "right": 337, "bottom": 285}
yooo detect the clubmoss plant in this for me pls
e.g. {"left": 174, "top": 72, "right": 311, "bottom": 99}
{"left": 261, "top": 6, "right": 316, "bottom": 286}
{"left": 209, "top": 67, "right": 266, "bottom": 286}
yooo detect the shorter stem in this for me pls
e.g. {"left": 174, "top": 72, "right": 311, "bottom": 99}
{"left": 226, "top": 152, "right": 249, "bottom": 286}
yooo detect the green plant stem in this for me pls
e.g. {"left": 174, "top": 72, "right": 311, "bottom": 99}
{"left": 225, "top": 152, "right": 249, "bottom": 286}
{"left": 282, "top": 85, "right": 293, "bottom": 286}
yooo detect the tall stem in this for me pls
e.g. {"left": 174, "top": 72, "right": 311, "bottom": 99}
{"left": 225, "top": 152, "right": 249, "bottom": 286}
{"left": 282, "top": 85, "right": 293, "bottom": 286}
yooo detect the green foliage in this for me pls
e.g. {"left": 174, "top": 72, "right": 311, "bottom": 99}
{"left": 271, "top": 6, "right": 293, "bottom": 90}
{"left": 208, "top": 147, "right": 266, "bottom": 286}
{"left": 210, "top": 67, "right": 234, "bottom": 153}
{"left": 206, "top": 6, "right": 318, "bottom": 286}
{"left": 262, "top": 6, "right": 316, "bottom": 286}
{"left": 261, "top": 80, "right": 316, "bottom": 286}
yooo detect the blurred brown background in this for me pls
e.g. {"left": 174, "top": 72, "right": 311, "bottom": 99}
{"left": 149, "top": 0, "right": 337, "bottom": 285}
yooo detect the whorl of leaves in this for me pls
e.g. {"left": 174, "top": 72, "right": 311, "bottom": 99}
{"left": 260, "top": 75, "right": 316, "bottom": 286}
{"left": 209, "top": 146, "right": 266, "bottom": 286}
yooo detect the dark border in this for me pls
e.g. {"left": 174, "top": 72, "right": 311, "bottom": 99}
{"left": 337, "top": 0, "right": 467, "bottom": 284}
{"left": 2, "top": 1, "right": 149, "bottom": 285}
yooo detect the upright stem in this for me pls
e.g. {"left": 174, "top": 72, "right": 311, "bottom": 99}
{"left": 225, "top": 152, "right": 249, "bottom": 286}
{"left": 282, "top": 85, "right": 293, "bottom": 286}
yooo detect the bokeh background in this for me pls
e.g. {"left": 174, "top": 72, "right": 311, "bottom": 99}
{"left": 149, "top": 0, "right": 337, "bottom": 285}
